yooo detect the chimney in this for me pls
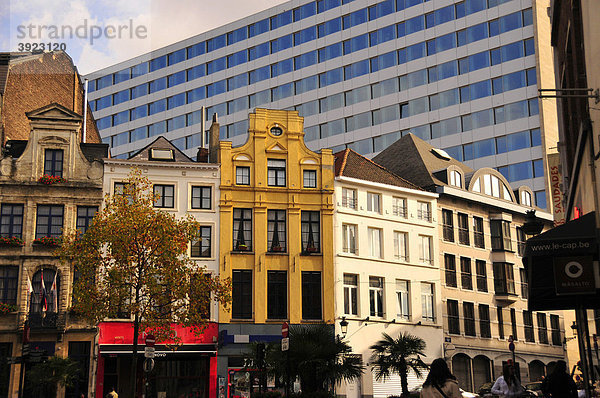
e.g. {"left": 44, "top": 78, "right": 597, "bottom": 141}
{"left": 196, "top": 147, "right": 209, "bottom": 163}
{"left": 209, "top": 113, "right": 220, "bottom": 163}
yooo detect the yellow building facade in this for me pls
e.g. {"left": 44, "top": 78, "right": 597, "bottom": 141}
{"left": 215, "top": 109, "right": 335, "bottom": 385}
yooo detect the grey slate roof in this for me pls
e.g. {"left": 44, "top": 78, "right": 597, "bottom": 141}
{"left": 373, "top": 133, "right": 473, "bottom": 190}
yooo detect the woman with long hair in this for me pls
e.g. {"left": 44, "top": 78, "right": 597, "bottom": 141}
{"left": 420, "top": 358, "right": 462, "bottom": 398}
{"left": 491, "top": 363, "right": 524, "bottom": 397}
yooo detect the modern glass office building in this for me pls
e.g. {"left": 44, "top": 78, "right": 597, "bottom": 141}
{"left": 85, "top": 0, "right": 556, "bottom": 209}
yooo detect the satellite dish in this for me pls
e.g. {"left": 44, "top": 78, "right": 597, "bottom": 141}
{"left": 432, "top": 148, "right": 451, "bottom": 160}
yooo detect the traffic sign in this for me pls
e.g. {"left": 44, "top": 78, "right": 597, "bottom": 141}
{"left": 145, "top": 334, "right": 156, "bottom": 347}
{"left": 144, "top": 346, "right": 155, "bottom": 358}
{"left": 282, "top": 322, "right": 289, "bottom": 338}
{"left": 281, "top": 337, "right": 289, "bottom": 351}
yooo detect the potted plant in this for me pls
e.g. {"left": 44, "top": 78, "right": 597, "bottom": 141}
{"left": 33, "top": 236, "right": 62, "bottom": 247}
{"left": 271, "top": 245, "right": 284, "bottom": 252}
{"left": 237, "top": 243, "right": 248, "bottom": 251}
{"left": 0, "top": 236, "right": 24, "bottom": 247}
{"left": 306, "top": 246, "right": 318, "bottom": 253}
{"left": 38, "top": 175, "right": 67, "bottom": 185}
{"left": 0, "top": 303, "right": 17, "bottom": 315}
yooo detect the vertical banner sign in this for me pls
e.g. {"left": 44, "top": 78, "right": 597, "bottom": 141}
{"left": 547, "top": 153, "right": 566, "bottom": 226}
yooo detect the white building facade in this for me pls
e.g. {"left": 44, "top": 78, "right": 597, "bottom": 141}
{"left": 333, "top": 149, "right": 442, "bottom": 398}
{"left": 96, "top": 138, "right": 222, "bottom": 397}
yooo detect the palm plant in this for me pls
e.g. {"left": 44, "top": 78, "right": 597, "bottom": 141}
{"left": 255, "top": 323, "right": 364, "bottom": 393}
{"left": 369, "top": 332, "right": 428, "bottom": 397}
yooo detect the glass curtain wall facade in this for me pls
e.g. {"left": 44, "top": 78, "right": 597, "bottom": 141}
{"left": 86, "top": 0, "right": 548, "bottom": 207}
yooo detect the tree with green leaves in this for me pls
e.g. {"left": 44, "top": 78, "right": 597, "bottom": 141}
{"left": 249, "top": 323, "right": 364, "bottom": 394}
{"left": 26, "top": 356, "right": 80, "bottom": 396}
{"left": 369, "top": 332, "right": 428, "bottom": 397}
{"left": 59, "top": 170, "right": 231, "bottom": 397}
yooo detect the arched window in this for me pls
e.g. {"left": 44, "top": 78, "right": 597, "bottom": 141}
{"left": 521, "top": 190, "right": 532, "bottom": 207}
{"left": 30, "top": 268, "right": 59, "bottom": 314}
{"left": 529, "top": 360, "right": 545, "bottom": 381}
{"left": 473, "top": 355, "right": 492, "bottom": 392}
{"left": 449, "top": 170, "right": 462, "bottom": 187}
{"left": 452, "top": 354, "right": 473, "bottom": 392}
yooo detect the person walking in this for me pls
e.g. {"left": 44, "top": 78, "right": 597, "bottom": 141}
{"left": 491, "top": 363, "right": 524, "bottom": 397}
{"left": 420, "top": 358, "right": 462, "bottom": 398}
{"left": 541, "top": 360, "right": 577, "bottom": 398}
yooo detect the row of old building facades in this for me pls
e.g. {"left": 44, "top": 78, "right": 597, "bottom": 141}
{"left": 0, "top": 53, "right": 569, "bottom": 398}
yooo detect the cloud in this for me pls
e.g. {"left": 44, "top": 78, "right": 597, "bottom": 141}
{"left": 7, "top": 0, "right": 288, "bottom": 75}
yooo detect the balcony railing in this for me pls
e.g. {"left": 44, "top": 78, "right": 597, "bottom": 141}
{"left": 342, "top": 197, "right": 357, "bottom": 209}
{"left": 392, "top": 205, "right": 407, "bottom": 217}
{"left": 28, "top": 312, "right": 59, "bottom": 329}
{"left": 474, "top": 232, "right": 485, "bottom": 248}
{"left": 443, "top": 226, "right": 454, "bottom": 242}
{"left": 458, "top": 228, "right": 470, "bottom": 245}
{"left": 418, "top": 210, "right": 432, "bottom": 222}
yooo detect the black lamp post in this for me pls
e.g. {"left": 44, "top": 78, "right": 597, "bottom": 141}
{"left": 522, "top": 210, "right": 544, "bottom": 236}
{"left": 340, "top": 317, "right": 349, "bottom": 338}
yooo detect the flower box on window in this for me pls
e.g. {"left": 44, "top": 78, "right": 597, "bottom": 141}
{"left": 270, "top": 245, "right": 284, "bottom": 252}
{"left": 0, "top": 236, "right": 24, "bottom": 247}
{"left": 0, "top": 303, "right": 17, "bottom": 315}
{"left": 33, "top": 236, "right": 61, "bottom": 247}
{"left": 305, "top": 246, "right": 318, "bottom": 254}
{"left": 236, "top": 244, "right": 248, "bottom": 251}
{"left": 38, "top": 175, "right": 67, "bottom": 185}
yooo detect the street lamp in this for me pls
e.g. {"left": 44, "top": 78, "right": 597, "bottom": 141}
{"left": 522, "top": 210, "right": 544, "bottom": 236}
{"left": 340, "top": 317, "right": 348, "bottom": 338}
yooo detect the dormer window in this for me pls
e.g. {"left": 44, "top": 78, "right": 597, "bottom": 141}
{"left": 449, "top": 170, "right": 462, "bottom": 187}
{"left": 521, "top": 190, "right": 532, "bottom": 207}
{"left": 44, "top": 149, "right": 63, "bottom": 177}
{"left": 149, "top": 148, "right": 175, "bottom": 161}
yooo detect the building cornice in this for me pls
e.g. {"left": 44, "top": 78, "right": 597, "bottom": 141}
{"left": 104, "top": 158, "right": 220, "bottom": 171}
{"left": 437, "top": 186, "right": 554, "bottom": 221}
{"left": 335, "top": 176, "right": 438, "bottom": 199}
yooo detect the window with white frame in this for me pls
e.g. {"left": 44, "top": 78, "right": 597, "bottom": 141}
{"left": 396, "top": 280, "right": 410, "bottom": 320}
{"left": 521, "top": 190, "right": 532, "bottom": 206}
{"left": 393, "top": 231, "right": 408, "bottom": 261}
{"left": 421, "top": 282, "right": 435, "bottom": 322}
{"left": 342, "top": 188, "right": 357, "bottom": 209}
{"left": 367, "top": 192, "right": 381, "bottom": 213}
{"left": 393, "top": 197, "right": 407, "bottom": 217}
{"left": 368, "top": 227, "right": 382, "bottom": 258}
{"left": 419, "top": 235, "right": 433, "bottom": 264}
{"left": 303, "top": 170, "right": 317, "bottom": 188}
{"left": 343, "top": 274, "right": 358, "bottom": 315}
{"left": 417, "top": 201, "right": 431, "bottom": 221}
{"left": 342, "top": 224, "right": 357, "bottom": 254}
{"left": 369, "top": 276, "right": 384, "bottom": 317}
{"left": 236, "top": 166, "right": 250, "bottom": 185}
{"left": 449, "top": 170, "right": 462, "bottom": 187}
{"left": 267, "top": 159, "right": 286, "bottom": 187}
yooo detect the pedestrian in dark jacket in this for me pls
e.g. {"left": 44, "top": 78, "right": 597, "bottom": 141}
{"left": 542, "top": 360, "right": 577, "bottom": 398}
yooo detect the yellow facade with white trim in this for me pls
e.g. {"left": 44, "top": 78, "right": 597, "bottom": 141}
{"left": 217, "top": 109, "right": 335, "bottom": 324}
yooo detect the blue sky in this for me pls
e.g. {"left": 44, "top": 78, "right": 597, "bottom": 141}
{"left": 2, "top": 0, "right": 286, "bottom": 75}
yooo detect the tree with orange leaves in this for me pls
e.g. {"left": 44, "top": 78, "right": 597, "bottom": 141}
{"left": 59, "top": 170, "right": 231, "bottom": 397}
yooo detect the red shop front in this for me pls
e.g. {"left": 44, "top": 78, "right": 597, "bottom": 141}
{"left": 96, "top": 322, "right": 218, "bottom": 398}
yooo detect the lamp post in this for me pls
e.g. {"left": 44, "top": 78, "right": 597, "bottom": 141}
{"left": 340, "top": 317, "right": 348, "bottom": 338}
{"left": 522, "top": 210, "right": 544, "bottom": 236}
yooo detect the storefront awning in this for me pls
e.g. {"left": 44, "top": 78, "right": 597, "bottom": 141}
{"left": 100, "top": 344, "right": 216, "bottom": 355}
{"left": 523, "top": 211, "right": 600, "bottom": 310}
